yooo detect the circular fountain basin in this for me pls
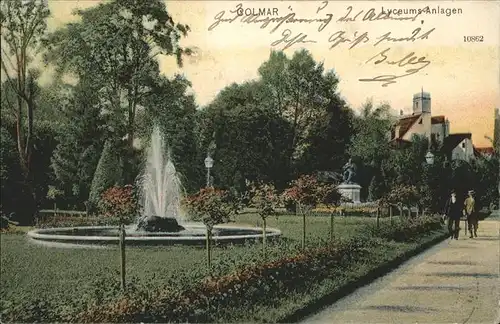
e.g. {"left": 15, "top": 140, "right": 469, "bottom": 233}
{"left": 26, "top": 222, "right": 282, "bottom": 247}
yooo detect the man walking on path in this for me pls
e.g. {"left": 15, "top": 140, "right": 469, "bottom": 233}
{"left": 464, "top": 190, "right": 478, "bottom": 238}
{"left": 444, "top": 190, "right": 462, "bottom": 239}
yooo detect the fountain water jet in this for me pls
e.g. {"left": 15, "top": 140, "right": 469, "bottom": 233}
{"left": 136, "top": 127, "right": 185, "bottom": 232}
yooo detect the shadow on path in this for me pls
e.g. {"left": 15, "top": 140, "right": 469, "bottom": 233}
{"left": 394, "top": 285, "right": 465, "bottom": 291}
{"left": 362, "top": 305, "right": 438, "bottom": 313}
{"left": 471, "top": 237, "right": 500, "bottom": 241}
{"left": 425, "top": 272, "right": 498, "bottom": 279}
{"left": 427, "top": 261, "right": 477, "bottom": 266}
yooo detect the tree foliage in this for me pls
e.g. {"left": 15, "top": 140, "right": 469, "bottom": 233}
{"left": 138, "top": 75, "right": 199, "bottom": 192}
{"left": 44, "top": 0, "right": 192, "bottom": 180}
{"left": 51, "top": 80, "right": 105, "bottom": 206}
{"left": 0, "top": 0, "right": 51, "bottom": 215}
{"left": 88, "top": 140, "right": 123, "bottom": 212}
{"left": 249, "top": 181, "right": 281, "bottom": 219}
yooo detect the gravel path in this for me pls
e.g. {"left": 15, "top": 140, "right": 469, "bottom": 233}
{"left": 302, "top": 219, "right": 500, "bottom": 324}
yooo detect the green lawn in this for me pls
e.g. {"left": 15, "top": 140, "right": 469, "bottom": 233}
{"left": 1, "top": 213, "right": 385, "bottom": 316}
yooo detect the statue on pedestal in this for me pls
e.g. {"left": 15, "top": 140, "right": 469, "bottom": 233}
{"left": 342, "top": 158, "right": 357, "bottom": 184}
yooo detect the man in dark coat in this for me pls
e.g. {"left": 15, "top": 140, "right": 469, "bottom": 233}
{"left": 444, "top": 190, "right": 462, "bottom": 239}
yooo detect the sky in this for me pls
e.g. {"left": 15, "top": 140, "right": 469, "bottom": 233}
{"left": 37, "top": 1, "right": 500, "bottom": 147}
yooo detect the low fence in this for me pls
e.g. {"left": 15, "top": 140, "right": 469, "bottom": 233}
{"left": 38, "top": 209, "right": 88, "bottom": 223}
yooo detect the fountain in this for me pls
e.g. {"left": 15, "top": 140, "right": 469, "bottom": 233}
{"left": 27, "top": 127, "right": 281, "bottom": 247}
{"left": 135, "top": 127, "right": 185, "bottom": 233}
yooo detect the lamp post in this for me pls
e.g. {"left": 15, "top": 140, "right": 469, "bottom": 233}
{"left": 422, "top": 151, "right": 435, "bottom": 217}
{"left": 204, "top": 154, "right": 214, "bottom": 188}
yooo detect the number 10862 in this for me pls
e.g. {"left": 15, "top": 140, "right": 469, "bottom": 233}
{"left": 464, "top": 36, "right": 484, "bottom": 42}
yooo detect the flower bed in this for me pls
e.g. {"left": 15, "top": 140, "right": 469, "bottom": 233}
{"left": 74, "top": 236, "right": 375, "bottom": 323}
{"left": 73, "top": 217, "right": 444, "bottom": 323}
{"left": 2, "top": 215, "right": 445, "bottom": 323}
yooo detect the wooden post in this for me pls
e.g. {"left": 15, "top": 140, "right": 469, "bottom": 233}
{"left": 330, "top": 212, "right": 335, "bottom": 242}
{"left": 119, "top": 224, "right": 126, "bottom": 291}
{"left": 206, "top": 227, "right": 212, "bottom": 273}
{"left": 389, "top": 205, "right": 393, "bottom": 225}
{"left": 302, "top": 208, "right": 306, "bottom": 250}
{"left": 376, "top": 207, "right": 380, "bottom": 230}
{"left": 262, "top": 217, "right": 267, "bottom": 260}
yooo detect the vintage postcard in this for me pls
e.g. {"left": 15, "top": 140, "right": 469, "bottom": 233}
{"left": 1, "top": 0, "right": 499, "bottom": 323}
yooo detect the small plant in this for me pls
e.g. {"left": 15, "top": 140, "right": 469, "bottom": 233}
{"left": 184, "top": 187, "right": 240, "bottom": 274}
{"left": 317, "top": 182, "right": 343, "bottom": 241}
{"left": 282, "top": 175, "right": 325, "bottom": 250}
{"left": 46, "top": 185, "right": 64, "bottom": 215}
{"left": 98, "top": 185, "right": 138, "bottom": 223}
{"left": 248, "top": 181, "right": 281, "bottom": 260}
{"left": 380, "top": 184, "right": 421, "bottom": 218}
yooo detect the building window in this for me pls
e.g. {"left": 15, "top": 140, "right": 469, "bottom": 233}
{"left": 462, "top": 142, "right": 465, "bottom": 148}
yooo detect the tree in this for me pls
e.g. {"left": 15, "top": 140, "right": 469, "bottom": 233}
{"left": 298, "top": 94, "right": 354, "bottom": 174}
{"left": 282, "top": 174, "right": 324, "bottom": 250}
{"left": 138, "top": 75, "right": 199, "bottom": 192}
{"left": 88, "top": 139, "right": 123, "bottom": 213}
{"left": 51, "top": 80, "right": 105, "bottom": 207}
{"left": 381, "top": 184, "right": 421, "bottom": 217}
{"left": 184, "top": 188, "right": 239, "bottom": 274}
{"left": 0, "top": 126, "right": 23, "bottom": 215}
{"left": 317, "top": 182, "right": 343, "bottom": 241}
{"left": 470, "top": 156, "right": 499, "bottom": 210}
{"left": 249, "top": 181, "right": 281, "bottom": 260}
{"left": 44, "top": 0, "right": 192, "bottom": 181}
{"left": 0, "top": 0, "right": 51, "bottom": 215}
{"left": 259, "top": 49, "right": 344, "bottom": 170}
{"left": 199, "top": 82, "right": 293, "bottom": 191}
{"left": 348, "top": 99, "right": 394, "bottom": 199}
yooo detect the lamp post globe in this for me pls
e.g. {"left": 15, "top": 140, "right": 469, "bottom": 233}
{"left": 204, "top": 155, "right": 214, "bottom": 187}
{"left": 425, "top": 151, "right": 435, "bottom": 165}
{"left": 204, "top": 156, "right": 214, "bottom": 169}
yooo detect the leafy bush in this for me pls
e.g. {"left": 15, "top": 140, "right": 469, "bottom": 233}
{"left": 97, "top": 185, "right": 138, "bottom": 222}
{"left": 362, "top": 215, "right": 443, "bottom": 242}
{"left": 184, "top": 187, "right": 239, "bottom": 227}
{"left": 380, "top": 184, "right": 421, "bottom": 213}
{"left": 282, "top": 174, "right": 324, "bottom": 209}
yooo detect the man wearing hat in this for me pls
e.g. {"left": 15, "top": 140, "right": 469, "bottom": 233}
{"left": 464, "top": 190, "right": 477, "bottom": 238}
{"left": 444, "top": 190, "right": 462, "bottom": 239}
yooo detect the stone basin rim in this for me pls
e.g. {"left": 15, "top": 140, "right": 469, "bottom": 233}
{"left": 26, "top": 223, "right": 282, "bottom": 242}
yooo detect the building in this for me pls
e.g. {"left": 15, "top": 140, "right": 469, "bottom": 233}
{"left": 390, "top": 90, "right": 475, "bottom": 162}
{"left": 475, "top": 147, "right": 495, "bottom": 158}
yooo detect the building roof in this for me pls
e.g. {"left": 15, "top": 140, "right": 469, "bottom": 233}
{"left": 475, "top": 147, "right": 495, "bottom": 155}
{"left": 395, "top": 113, "right": 421, "bottom": 138}
{"left": 431, "top": 115, "right": 445, "bottom": 124}
{"left": 442, "top": 133, "right": 472, "bottom": 153}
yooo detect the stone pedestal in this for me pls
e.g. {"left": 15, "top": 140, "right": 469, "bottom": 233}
{"left": 337, "top": 183, "right": 362, "bottom": 204}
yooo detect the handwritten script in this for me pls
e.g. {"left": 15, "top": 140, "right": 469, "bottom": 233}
{"left": 359, "top": 47, "right": 431, "bottom": 86}
{"left": 207, "top": 3, "right": 437, "bottom": 86}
